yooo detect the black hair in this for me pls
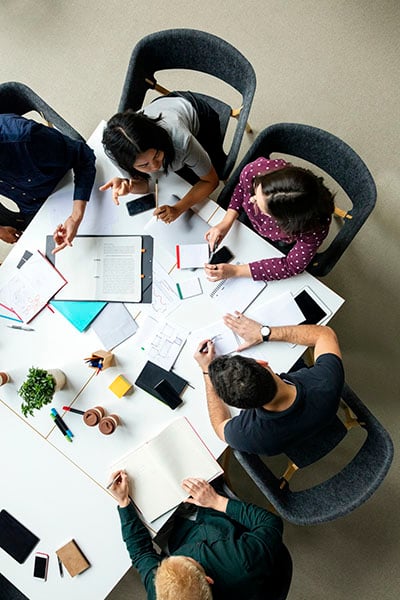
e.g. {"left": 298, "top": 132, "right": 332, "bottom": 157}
{"left": 208, "top": 355, "right": 278, "bottom": 409}
{"left": 254, "top": 166, "right": 335, "bottom": 235}
{"left": 102, "top": 110, "right": 175, "bottom": 179}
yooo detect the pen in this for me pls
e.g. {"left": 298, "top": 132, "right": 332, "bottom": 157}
{"left": 50, "top": 413, "right": 72, "bottom": 442}
{"left": 57, "top": 555, "right": 64, "bottom": 577}
{"left": 50, "top": 408, "right": 74, "bottom": 438}
{"left": 6, "top": 325, "right": 35, "bottom": 331}
{"left": 106, "top": 473, "right": 122, "bottom": 490}
{"left": 199, "top": 336, "right": 218, "bottom": 353}
{"left": 208, "top": 240, "right": 219, "bottom": 263}
{"left": 63, "top": 406, "right": 85, "bottom": 415}
{"left": 0, "top": 313, "right": 23, "bottom": 323}
{"left": 155, "top": 178, "right": 159, "bottom": 220}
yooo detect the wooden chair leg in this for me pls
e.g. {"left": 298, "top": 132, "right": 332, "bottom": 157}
{"left": 145, "top": 78, "right": 171, "bottom": 96}
{"left": 231, "top": 106, "right": 253, "bottom": 134}
{"left": 220, "top": 446, "right": 233, "bottom": 489}
{"left": 334, "top": 206, "right": 353, "bottom": 220}
{"left": 279, "top": 461, "right": 299, "bottom": 490}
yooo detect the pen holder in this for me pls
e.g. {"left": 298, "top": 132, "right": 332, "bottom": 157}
{"left": 84, "top": 350, "right": 114, "bottom": 372}
{"left": 83, "top": 406, "right": 105, "bottom": 427}
{"left": 0, "top": 372, "right": 10, "bottom": 386}
{"left": 98, "top": 414, "right": 120, "bottom": 436}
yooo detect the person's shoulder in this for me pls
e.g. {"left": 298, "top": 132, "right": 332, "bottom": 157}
{"left": 241, "top": 157, "right": 288, "bottom": 177}
{"left": 0, "top": 113, "right": 37, "bottom": 140}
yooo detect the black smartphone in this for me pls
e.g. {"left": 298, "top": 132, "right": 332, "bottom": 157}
{"left": 126, "top": 193, "right": 156, "bottom": 216}
{"left": 33, "top": 552, "right": 49, "bottom": 581}
{"left": 294, "top": 289, "right": 328, "bottom": 324}
{"left": 209, "top": 246, "right": 234, "bottom": 264}
{"left": 0, "top": 509, "right": 39, "bottom": 564}
{"left": 154, "top": 379, "right": 183, "bottom": 410}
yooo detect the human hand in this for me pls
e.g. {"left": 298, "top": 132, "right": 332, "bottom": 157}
{"left": 52, "top": 216, "right": 80, "bottom": 254}
{"left": 182, "top": 478, "right": 228, "bottom": 512}
{"left": 153, "top": 204, "right": 182, "bottom": 223}
{"left": 223, "top": 311, "right": 263, "bottom": 350}
{"left": 108, "top": 470, "right": 131, "bottom": 507}
{"left": 204, "top": 262, "right": 238, "bottom": 282}
{"left": 205, "top": 223, "right": 228, "bottom": 251}
{"left": 0, "top": 225, "right": 22, "bottom": 244}
{"left": 194, "top": 339, "right": 215, "bottom": 371}
{"left": 99, "top": 177, "right": 130, "bottom": 205}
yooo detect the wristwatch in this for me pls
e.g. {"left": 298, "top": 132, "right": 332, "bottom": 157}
{"left": 260, "top": 325, "right": 271, "bottom": 342}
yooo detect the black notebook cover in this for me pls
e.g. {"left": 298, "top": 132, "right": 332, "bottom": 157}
{"left": 0, "top": 510, "right": 39, "bottom": 564}
{"left": 135, "top": 361, "right": 187, "bottom": 408}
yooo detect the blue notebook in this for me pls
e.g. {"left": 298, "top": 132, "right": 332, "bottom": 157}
{"left": 50, "top": 300, "right": 107, "bottom": 332}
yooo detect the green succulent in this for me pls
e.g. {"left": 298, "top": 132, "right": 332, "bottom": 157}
{"left": 18, "top": 367, "right": 56, "bottom": 418}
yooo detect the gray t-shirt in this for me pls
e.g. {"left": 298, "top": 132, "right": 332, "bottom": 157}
{"left": 143, "top": 97, "right": 212, "bottom": 177}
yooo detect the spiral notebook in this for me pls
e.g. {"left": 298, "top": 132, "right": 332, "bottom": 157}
{"left": 207, "top": 275, "right": 267, "bottom": 314}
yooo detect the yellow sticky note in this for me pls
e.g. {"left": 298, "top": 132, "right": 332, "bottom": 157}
{"left": 108, "top": 375, "right": 133, "bottom": 398}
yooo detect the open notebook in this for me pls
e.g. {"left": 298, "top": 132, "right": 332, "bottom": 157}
{"left": 110, "top": 418, "right": 223, "bottom": 522}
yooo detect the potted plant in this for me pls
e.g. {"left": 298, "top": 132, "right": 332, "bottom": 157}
{"left": 18, "top": 367, "right": 66, "bottom": 417}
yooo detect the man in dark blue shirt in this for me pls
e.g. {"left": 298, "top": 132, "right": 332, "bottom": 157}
{"left": 0, "top": 114, "right": 96, "bottom": 252}
{"left": 194, "top": 316, "right": 344, "bottom": 455}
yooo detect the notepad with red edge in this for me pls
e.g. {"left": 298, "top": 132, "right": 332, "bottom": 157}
{"left": 176, "top": 243, "right": 209, "bottom": 269}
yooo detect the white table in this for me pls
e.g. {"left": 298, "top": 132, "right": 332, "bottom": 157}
{"left": 0, "top": 122, "right": 343, "bottom": 599}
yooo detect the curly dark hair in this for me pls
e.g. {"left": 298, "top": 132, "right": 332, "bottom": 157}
{"left": 208, "top": 355, "right": 277, "bottom": 409}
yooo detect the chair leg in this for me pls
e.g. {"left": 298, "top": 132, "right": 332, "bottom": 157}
{"left": 144, "top": 78, "right": 171, "bottom": 96}
{"left": 334, "top": 206, "right": 353, "bottom": 220}
{"left": 340, "top": 400, "right": 365, "bottom": 430}
{"left": 219, "top": 447, "right": 233, "bottom": 489}
{"left": 279, "top": 461, "right": 299, "bottom": 490}
{"left": 231, "top": 106, "right": 253, "bottom": 134}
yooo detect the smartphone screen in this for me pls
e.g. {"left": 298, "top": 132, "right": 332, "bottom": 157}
{"left": 154, "top": 379, "right": 183, "bottom": 410}
{"left": 33, "top": 553, "right": 49, "bottom": 580}
{"left": 126, "top": 193, "right": 156, "bottom": 216}
{"left": 294, "top": 289, "right": 328, "bottom": 324}
{"left": 209, "top": 246, "right": 234, "bottom": 264}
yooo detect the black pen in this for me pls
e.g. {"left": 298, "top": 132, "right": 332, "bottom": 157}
{"left": 57, "top": 555, "right": 64, "bottom": 577}
{"left": 199, "top": 336, "right": 217, "bottom": 353}
{"left": 7, "top": 324, "right": 35, "bottom": 331}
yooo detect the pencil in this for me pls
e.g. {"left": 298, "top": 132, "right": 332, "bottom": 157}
{"left": 155, "top": 178, "right": 159, "bottom": 210}
{"left": 155, "top": 178, "right": 159, "bottom": 220}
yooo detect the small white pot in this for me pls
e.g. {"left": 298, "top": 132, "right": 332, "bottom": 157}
{"left": 47, "top": 369, "right": 66, "bottom": 391}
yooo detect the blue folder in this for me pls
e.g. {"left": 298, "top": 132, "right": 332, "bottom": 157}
{"left": 50, "top": 300, "right": 107, "bottom": 332}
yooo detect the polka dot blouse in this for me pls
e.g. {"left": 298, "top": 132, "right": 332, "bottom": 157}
{"left": 228, "top": 157, "right": 331, "bottom": 281}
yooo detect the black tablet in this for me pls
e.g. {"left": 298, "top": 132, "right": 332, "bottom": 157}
{"left": 0, "top": 509, "right": 39, "bottom": 564}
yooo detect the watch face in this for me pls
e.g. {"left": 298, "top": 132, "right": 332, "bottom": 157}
{"left": 261, "top": 326, "right": 271, "bottom": 340}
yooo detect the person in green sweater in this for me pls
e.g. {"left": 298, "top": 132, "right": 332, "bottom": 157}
{"left": 109, "top": 469, "right": 285, "bottom": 600}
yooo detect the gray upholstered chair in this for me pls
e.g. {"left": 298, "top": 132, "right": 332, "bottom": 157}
{"left": 118, "top": 28, "right": 256, "bottom": 180}
{"left": 217, "top": 123, "right": 377, "bottom": 276}
{"left": 232, "top": 383, "right": 393, "bottom": 525}
{"left": 0, "top": 81, "right": 83, "bottom": 141}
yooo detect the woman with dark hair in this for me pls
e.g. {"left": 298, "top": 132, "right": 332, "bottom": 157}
{"left": 205, "top": 157, "right": 334, "bottom": 281}
{"left": 99, "top": 94, "right": 222, "bottom": 223}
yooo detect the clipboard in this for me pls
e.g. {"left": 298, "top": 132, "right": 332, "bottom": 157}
{"left": 46, "top": 235, "right": 153, "bottom": 303}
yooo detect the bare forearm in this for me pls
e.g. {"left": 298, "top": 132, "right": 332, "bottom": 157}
{"left": 70, "top": 199, "right": 87, "bottom": 225}
{"left": 203, "top": 373, "right": 230, "bottom": 438}
{"left": 270, "top": 325, "right": 341, "bottom": 358}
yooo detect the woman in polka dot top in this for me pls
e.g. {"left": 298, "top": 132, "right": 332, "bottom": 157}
{"left": 205, "top": 157, "right": 334, "bottom": 282}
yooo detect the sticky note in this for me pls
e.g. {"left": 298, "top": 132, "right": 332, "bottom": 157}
{"left": 108, "top": 375, "right": 133, "bottom": 398}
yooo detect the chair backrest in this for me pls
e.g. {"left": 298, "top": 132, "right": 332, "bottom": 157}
{"left": 233, "top": 382, "right": 393, "bottom": 525}
{"left": 118, "top": 29, "right": 256, "bottom": 180}
{"left": 0, "top": 81, "right": 84, "bottom": 141}
{"left": 218, "top": 123, "right": 377, "bottom": 276}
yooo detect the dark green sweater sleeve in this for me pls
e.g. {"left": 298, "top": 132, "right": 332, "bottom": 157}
{"left": 118, "top": 503, "right": 160, "bottom": 600}
{"left": 225, "top": 499, "right": 283, "bottom": 569}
